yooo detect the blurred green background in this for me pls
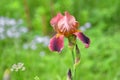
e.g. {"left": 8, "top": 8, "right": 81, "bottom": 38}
{"left": 0, "top": 0, "right": 120, "bottom": 80}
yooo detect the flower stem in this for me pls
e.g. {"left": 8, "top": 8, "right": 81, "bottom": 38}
{"left": 74, "top": 68, "right": 76, "bottom": 80}
{"left": 71, "top": 49, "right": 75, "bottom": 64}
{"left": 71, "top": 48, "right": 76, "bottom": 80}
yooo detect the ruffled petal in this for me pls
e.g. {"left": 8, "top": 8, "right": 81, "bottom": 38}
{"left": 75, "top": 32, "right": 90, "bottom": 48}
{"left": 48, "top": 34, "right": 64, "bottom": 52}
{"left": 50, "top": 13, "right": 63, "bottom": 28}
{"left": 57, "top": 11, "right": 79, "bottom": 36}
{"left": 64, "top": 11, "right": 79, "bottom": 28}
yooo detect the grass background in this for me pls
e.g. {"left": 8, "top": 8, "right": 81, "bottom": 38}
{"left": 0, "top": 0, "right": 120, "bottom": 80}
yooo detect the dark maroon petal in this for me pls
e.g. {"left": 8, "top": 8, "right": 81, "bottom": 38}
{"left": 48, "top": 35, "right": 64, "bottom": 52}
{"left": 75, "top": 32, "right": 90, "bottom": 48}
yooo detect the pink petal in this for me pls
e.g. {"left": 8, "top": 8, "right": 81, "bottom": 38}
{"left": 57, "top": 11, "right": 79, "bottom": 35}
{"left": 64, "top": 11, "right": 78, "bottom": 27}
{"left": 64, "top": 11, "right": 79, "bottom": 28}
{"left": 50, "top": 13, "right": 63, "bottom": 28}
{"left": 48, "top": 35, "right": 64, "bottom": 53}
{"left": 75, "top": 32, "right": 90, "bottom": 48}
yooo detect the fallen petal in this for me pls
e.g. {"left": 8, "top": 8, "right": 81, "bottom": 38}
{"left": 75, "top": 32, "right": 90, "bottom": 48}
{"left": 48, "top": 35, "right": 64, "bottom": 52}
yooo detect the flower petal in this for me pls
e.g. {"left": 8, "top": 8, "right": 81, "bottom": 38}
{"left": 75, "top": 32, "right": 90, "bottom": 48}
{"left": 64, "top": 11, "right": 79, "bottom": 28}
{"left": 57, "top": 11, "right": 79, "bottom": 36}
{"left": 50, "top": 13, "right": 63, "bottom": 28}
{"left": 48, "top": 35, "right": 64, "bottom": 52}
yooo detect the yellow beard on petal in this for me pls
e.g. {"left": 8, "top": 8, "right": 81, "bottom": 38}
{"left": 55, "top": 33, "right": 63, "bottom": 38}
{"left": 55, "top": 22, "right": 79, "bottom": 37}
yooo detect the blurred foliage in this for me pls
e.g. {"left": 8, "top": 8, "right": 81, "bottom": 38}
{"left": 0, "top": 0, "right": 120, "bottom": 35}
{"left": 0, "top": 0, "right": 120, "bottom": 80}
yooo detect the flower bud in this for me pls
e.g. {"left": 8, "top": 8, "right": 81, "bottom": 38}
{"left": 67, "top": 69, "right": 72, "bottom": 80}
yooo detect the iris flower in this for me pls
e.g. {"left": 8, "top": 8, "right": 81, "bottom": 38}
{"left": 49, "top": 11, "right": 90, "bottom": 52}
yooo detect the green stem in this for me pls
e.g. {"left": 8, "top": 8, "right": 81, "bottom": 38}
{"left": 71, "top": 49, "right": 75, "bottom": 64}
{"left": 74, "top": 68, "right": 76, "bottom": 80}
{"left": 71, "top": 48, "right": 76, "bottom": 80}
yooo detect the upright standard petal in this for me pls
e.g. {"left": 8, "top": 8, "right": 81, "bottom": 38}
{"left": 57, "top": 11, "right": 79, "bottom": 36}
{"left": 50, "top": 13, "right": 63, "bottom": 30}
{"left": 75, "top": 32, "right": 90, "bottom": 48}
{"left": 48, "top": 34, "right": 64, "bottom": 52}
